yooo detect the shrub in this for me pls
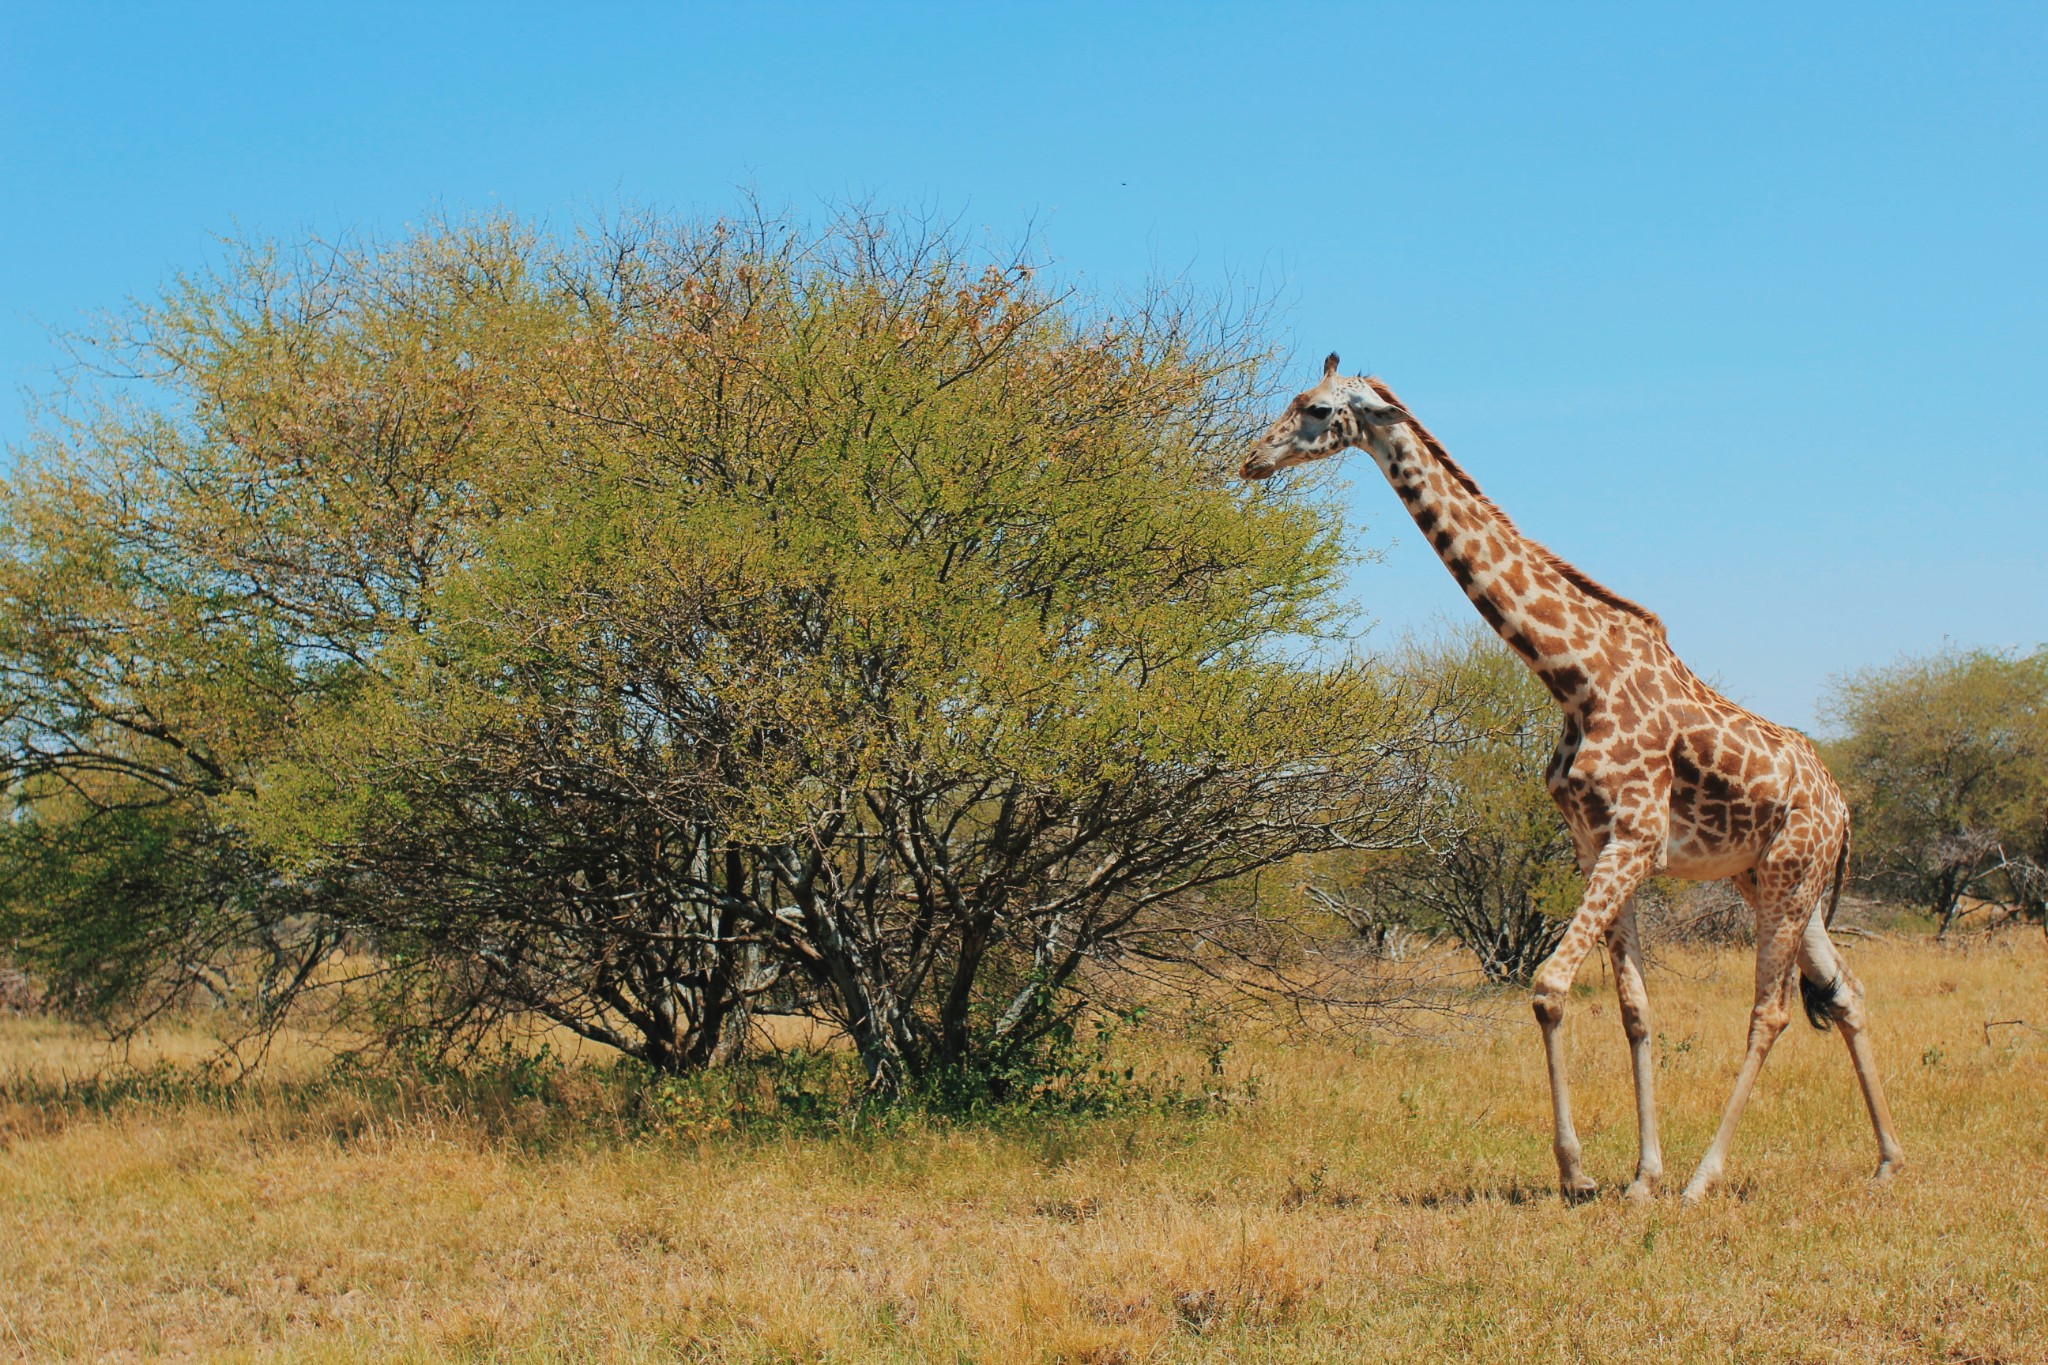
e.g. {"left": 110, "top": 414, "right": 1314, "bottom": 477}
{"left": 1318, "top": 628, "right": 1579, "bottom": 984}
{"left": 1820, "top": 647, "right": 2048, "bottom": 934}
{"left": 0, "top": 208, "right": 1435, "bottom": 1092}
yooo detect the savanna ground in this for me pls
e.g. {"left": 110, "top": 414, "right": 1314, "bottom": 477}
{"left": 2, "top": 931, "right": 2043, "bottom": 1364}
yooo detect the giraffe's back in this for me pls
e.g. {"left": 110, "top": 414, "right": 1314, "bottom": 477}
{"left": 1548, "top": 628, "right": 1847, "bottom": 883}
{"left": 1659, "top": 670, "right": 1847, "bottom": 881}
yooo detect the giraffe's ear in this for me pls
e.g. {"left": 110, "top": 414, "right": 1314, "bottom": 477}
{"left": 1323, "top": 352, "right": 1341, "bottom": 380}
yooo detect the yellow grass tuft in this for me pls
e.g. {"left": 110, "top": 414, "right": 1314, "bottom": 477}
{"left": 1, "top": 934, "right": 2044, "bottom": 1362}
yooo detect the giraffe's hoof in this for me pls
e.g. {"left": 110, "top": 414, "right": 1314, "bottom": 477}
{"left": 1623, "top": 1176, "right": 1660, "bottom": 1203}
{"left": 1560, "top": 1176, "right": 1600, "bottom": 1206}
{"left": 1870, "top": 1156, "right": 1903, "bottom": 1187}
{"left": 1679, "top": 1160, "right": 1721, "bottom": 1205}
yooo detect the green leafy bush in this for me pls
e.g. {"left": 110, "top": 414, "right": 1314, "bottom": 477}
{"left": 0, "top": 209, "right": 1433, "bottom": 1094}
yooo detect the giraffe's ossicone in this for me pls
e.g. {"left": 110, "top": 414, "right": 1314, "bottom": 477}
{"left": 1245, "top": 355, "right": 1904, "bottom": 1203}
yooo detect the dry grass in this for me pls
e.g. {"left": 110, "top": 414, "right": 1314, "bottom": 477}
{"left": 2, "top": 934, "right": 2044, "bottom": 1363}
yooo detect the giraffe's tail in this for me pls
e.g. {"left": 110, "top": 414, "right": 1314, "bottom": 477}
{"left": 1798, "top": 833, "right": 1852, "bottom": 1031}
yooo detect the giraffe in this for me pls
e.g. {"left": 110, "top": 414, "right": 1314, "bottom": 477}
{"left": 1242, "top": 355, "right": 1905, "bottom": 1203}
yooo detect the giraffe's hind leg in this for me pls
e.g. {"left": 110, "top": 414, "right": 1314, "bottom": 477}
{"left": 1680, "top": 905, "right": 1803, "bottom": 1202}
{"left": 1796, "top": 909, "right": 1906, "bottom": 1183}
{"left": 1681, "top": 849, "right": 1833, "bottom": 1203}
{"left": 1604, "top": 904, "right": 1663, "bottom": 1201}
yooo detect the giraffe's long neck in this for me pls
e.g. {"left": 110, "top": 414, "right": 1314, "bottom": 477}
{"left": 1366, "top": 419, "right": 1638, "bottom": 705}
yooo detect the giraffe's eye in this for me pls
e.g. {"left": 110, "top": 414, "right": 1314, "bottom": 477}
{"left": 1304, "top": 404, "right": 1333, "bottom": 421}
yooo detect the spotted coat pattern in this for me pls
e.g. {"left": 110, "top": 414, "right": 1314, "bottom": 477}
{"left": 1243, "top": 355, "right": 1904, "bottom": 1203}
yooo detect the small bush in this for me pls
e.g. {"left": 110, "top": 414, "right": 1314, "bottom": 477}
{"left": 1637, "top": 879, "right": 1753, "bottom": 947}
{"left": 1326, "top": 629, "right": 1579, "bottom": 984}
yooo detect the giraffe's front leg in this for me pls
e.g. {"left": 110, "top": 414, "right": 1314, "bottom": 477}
{"left": 1605, "top": 905, "right": 1663, "bottom": 1201}
{"left": 1530, "top": 835, "right": 1660, "bottom": 1204}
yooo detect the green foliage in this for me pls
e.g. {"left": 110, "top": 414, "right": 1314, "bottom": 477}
{"left": 0, "top": 802, "right": 206, "bottom": 1015}
{"left": 0, "top": 208, "right": 1431, "bottom": 1092}
{"left": 1820, "top": 646, "right": 2048, "bottom": 932}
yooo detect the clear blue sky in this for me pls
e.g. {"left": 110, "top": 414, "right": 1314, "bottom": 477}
{"left": 4, "top": 2, "right": 2043, "bottom": 727}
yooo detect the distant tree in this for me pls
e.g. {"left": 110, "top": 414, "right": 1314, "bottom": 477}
{"left": 1820, "top": 647, "right": 2048, "bottom": 934}
{"left": 1321, "top": 628, "right": 1581, "bottom": 984}
{"left": 0, "top": 210, "right": 1435, "bottom": 1092}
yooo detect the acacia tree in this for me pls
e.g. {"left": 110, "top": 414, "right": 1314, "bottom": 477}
{"left": 1820, "top": 647, "right": 2048, "bottom": 934}
{"left": 1, "top": 211, "right": 1434, "bottom": 1090}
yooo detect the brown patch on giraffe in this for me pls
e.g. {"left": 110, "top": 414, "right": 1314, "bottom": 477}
{"left": 1546, "top": 664, "right": 1589, "bottom": 698}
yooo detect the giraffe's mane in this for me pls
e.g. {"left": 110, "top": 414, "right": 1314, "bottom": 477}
{"left": 1363, "top": 377, "right": 1668, "bottom": 639}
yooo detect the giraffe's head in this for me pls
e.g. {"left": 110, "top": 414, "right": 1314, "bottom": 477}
{"left": 1239, "top": 353, "right": 1409, "bottom": 480}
